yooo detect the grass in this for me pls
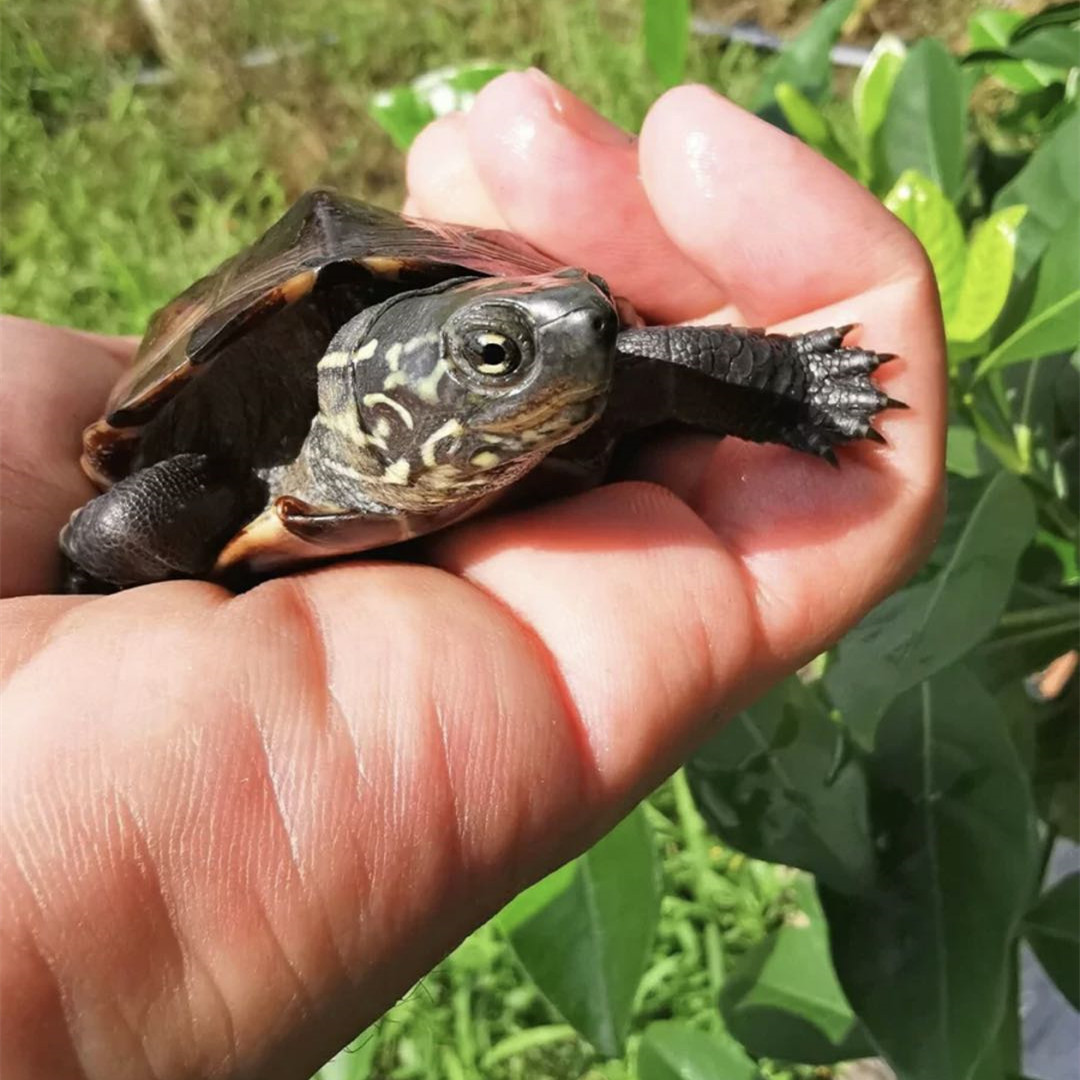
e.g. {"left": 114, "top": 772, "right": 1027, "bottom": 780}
{"left": 314, "top": 775, "right": 803, "bottom": 1080}
{"left": 2, "top": 0, "right": 769, "bottom": 333}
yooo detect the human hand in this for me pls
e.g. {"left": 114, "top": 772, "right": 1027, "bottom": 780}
{"left": 0, "top": 74, "right": 944, "bottom": 1080}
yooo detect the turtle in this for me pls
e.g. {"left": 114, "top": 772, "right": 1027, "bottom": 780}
{"left": 60, "top": 188, "right": 900, "bottom": 593}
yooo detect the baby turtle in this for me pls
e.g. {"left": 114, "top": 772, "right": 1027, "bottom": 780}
{"left": 61, "top": 189, "right": 898, "bottom": 592}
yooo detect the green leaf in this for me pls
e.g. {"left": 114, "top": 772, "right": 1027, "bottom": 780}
{"left": 1008, "top": 26, "right": 1080, "bottom": 68}
{"left": 369, "top": 63, "right": 507, "bottom": 150}
{"left": 967, "top": 11, "right": 1059, "bottom": 93}
{"left": 945, "top": 422, "right": 994, "bottom": 477}
{"left": 643, "top": 0, "right": 690, "bottom": 89}
{"left": 775, "top": 82, "right": 831, "bottom": 147}
{"left": 821, "top": 666, "right": 1041, "bottom": 1080}
{"left": 1011, "top": 2, "right": 1080, "bottom": 39}
{"left": 721, "top": 875, "right": 872, "bottom": 1063}
{"left": 853, "top": 34, "right": 907, "bottom": 142}
{"left": 754, "top": 0, "right": 856, "bottom": 108}
{"left": 498, "top": 807, "right": 661, "bottom": 1058}
{"left": 774, "top": 82, "right": 856, "bottom": 172}
{"left": 880, "top": 38, "right": 968, "bottom": 202}
{"left": 993, "top": 107, "right": 1080, "bottom": 278}
{"left": 687, "top": 678, "right": 875, "bottom": 894}
{"left": 826, "top": 472, "right": 1037, "bottom": 746}
{"left": 884, "top": 169, "right": 966, "bottom": 318}
{"left": 1024, "top": 872, "right": 1080, "bottom": 1008}
{"left": 637, "top": 1022, "right": 757, "bottom": 1080}
{"left": 495, "top": 859, "right": 578, "bottom": 933}
{"left": 948, "top": 205, "right": 1027, "bottom": 343}
{"left": 977, "top": 211, "right": 1080, "bottom": 374}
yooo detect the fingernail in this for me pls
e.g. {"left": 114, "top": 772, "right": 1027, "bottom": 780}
{"left": 525, "top": 67, "right": 635, "bottom": 148}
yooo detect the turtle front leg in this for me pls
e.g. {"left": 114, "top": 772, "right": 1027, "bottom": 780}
{"left": 614, "top": 324, "right": 900, "bottom": 461}
{"left": 59, "top": 454, "right": 265, "bottom": 593}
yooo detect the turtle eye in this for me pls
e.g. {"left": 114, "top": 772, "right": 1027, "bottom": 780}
{"left": 461, "top": 331, "right": 522, "bottom": 377}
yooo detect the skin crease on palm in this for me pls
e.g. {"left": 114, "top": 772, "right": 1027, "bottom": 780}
{"left": 0, "top": 73, "right": 945, "bottom": 1080}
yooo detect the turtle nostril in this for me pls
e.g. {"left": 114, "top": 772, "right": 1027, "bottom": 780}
{"left": 591, "top": 311, "right": 617, "bottom": 341}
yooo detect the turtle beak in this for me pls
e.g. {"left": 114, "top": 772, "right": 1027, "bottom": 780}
{"left": 534, "top": 281, "right": 618, "bottom": 389}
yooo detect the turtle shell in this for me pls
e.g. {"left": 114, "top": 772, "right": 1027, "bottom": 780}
{"left": 84, "top": 189, "right": 561, "bottom": 486}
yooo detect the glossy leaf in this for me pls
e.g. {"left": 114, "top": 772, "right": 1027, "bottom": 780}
{"left": 948, "top": 205, "right": 1027, "bottom": 343}
{"left": 495, "top": 859, "right": 578, "bottom": 932}
{"left": 497, "top": 807, "right": 660, "bottom": 1058}
{"left": 945, "top": 422, "right": 994, "bottom": 477}
{"left": 880, "top": 38, "right": 968, "bottom": 201}
{"left": 853, "top": 34, "right": 907, "bottom": 141}
{"left": 1024, "top": 872, "right": 1080, "bottom": 1007}
{"left": 774, "top": 82, "right": 856, "bottom": 172}
{"left": 637, "top": 1022, "right": 757, "bottom": 1080}
{"left": 977, "top": 211, "right": 1080, "bottom": 374}
{"left": 755, "top": 0, "right": 856, "bottom": 107}
{"left": 369, "top": 63, "right": 507, "bottom": 150}
{"left": 884, "top": 169, "right": 966, "bottom": 319}
{"left": 993, "top": 107, "right": 1080, "bottom": 278}
{"left": 775, "top": 82, "right": 830, "bottom": 147}
{"left": 967, "top": 11, "right": 1058, "bottom": 93}
{"left": 687, "top": 678, "right": 875, "bottom": 894}
{"left": 821, "top": 666, "right": 1041, "bottom": 1080}
{"left": 826, "top": 472, "right": 1037, "bottom": 746}
{"left": 721, "top": 875, "right": 872, "bottom": 1063}
{"left": 1008, "top": 27, "right": 1080, "bottom": 68}
{"left": 1011, "top": 2, "right": 1080, "bottom": 38}
{"left": 643, "top": 0, "right": 690, "bottom": 89}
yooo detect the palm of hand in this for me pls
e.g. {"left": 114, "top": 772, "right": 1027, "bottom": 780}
{"left": 0, "top": 78, "right": 943, "bottom": 1080}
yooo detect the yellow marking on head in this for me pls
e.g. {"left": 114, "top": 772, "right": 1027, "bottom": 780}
{"left": 414, "top": 357, "right": 449, "bottom": 405}
{"left": 381, "top": 458, "right": 411, "bottom": 484}
{"left": 384, "top": 370, "right": 408, "bottom": 391}
{"left": 354, "top": 339, "right": 379, "bottom": 362}
{"left": 420, "top": 419, "right": 463, "bottom": 468}
{"left": 362, "top": 392, "right": 415, "bottom": 430}
{"left": 317, "top": 410, "right": 366, "bottom": 446}
{"left": 470, "top": 450, "right": 501, "bottom": 470}
{"left": 317, "top": 351, "right": 351, "bottom": 370}
{"left": 374, "top": 417, "right": 391, "bottom": 439}
{"left": 404, "top": 331, "right": 439, "bottom": 354}
{"left": 385, "top": 342, "right": 403, "bottom": 371}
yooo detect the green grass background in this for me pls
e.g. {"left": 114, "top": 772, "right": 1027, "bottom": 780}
{"left": 1, "top": 2, "right": 1004, "bottom": 1077}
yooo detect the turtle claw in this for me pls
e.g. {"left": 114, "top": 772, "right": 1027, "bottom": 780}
{"left": 785, "top": 325, "right": 902, "bottom": 458}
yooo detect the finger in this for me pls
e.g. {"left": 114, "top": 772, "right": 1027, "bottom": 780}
{"left": 638, "top": 86, "right": 931, "bottom": 326}
{"left": 412, "top": 71, "right": 726, "bottom": 322}
{"left": 617, "top": 89, "right": 948, "bottom": 667}
{"left": 406, "top": 112, "right": 509, "bottom": 228}
{"left": 0, "top": 317, "right": 131, "bottom": 597}
{"left": 2, "top": 512, "right": 743, "bottom": 1077}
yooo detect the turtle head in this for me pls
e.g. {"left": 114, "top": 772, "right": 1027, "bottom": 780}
{"left": 313, "top": 269, "right": 617, "bottom": 511}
